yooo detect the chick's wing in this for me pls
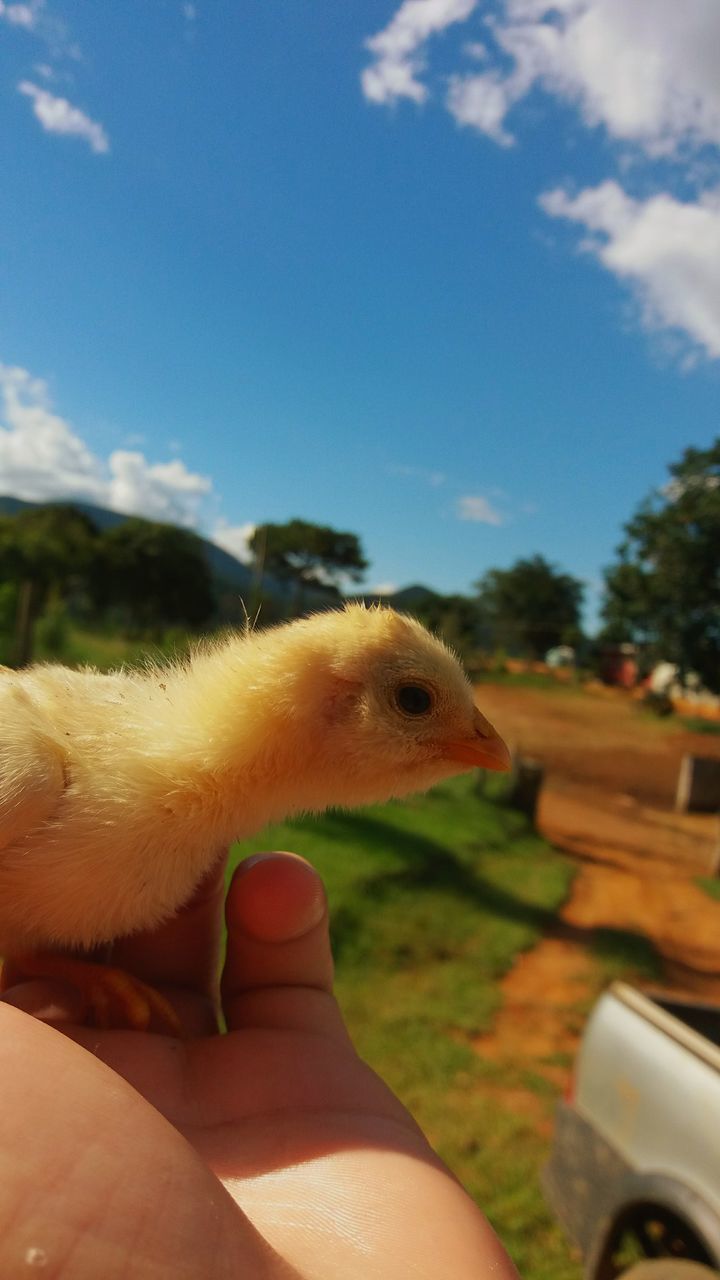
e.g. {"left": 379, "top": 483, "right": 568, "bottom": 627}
{"left": 0, "top": 674, "right": 68, "bottom": 851}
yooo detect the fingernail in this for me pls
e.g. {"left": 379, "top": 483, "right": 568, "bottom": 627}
{"left": 240, "top": 851, "right": 289, "bottom": 872}
{"left": 235, "top": 852, "right": 326, "bottom": 941}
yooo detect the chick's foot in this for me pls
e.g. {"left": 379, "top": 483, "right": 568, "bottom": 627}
{"left": 0, "top": 954, "right": 182, "bottom": 1035}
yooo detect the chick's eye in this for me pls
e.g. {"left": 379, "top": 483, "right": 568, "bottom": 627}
{"left": 395, "top": 684, "right": 433, "bottom": 716}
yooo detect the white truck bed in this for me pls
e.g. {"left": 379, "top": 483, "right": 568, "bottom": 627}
{"left": 544, "top": 982, "right": 720, "bottom": 1279}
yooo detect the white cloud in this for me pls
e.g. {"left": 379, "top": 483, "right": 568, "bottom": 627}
{"left": 108, "top": 453, "right": 211, "bottom": 528}
{"left": 540, "top": 181, "right": 720, "bottom": 359}
{"left": 2, "top": 2, "right": 80, "bottom": 64}
{"left": 446, "top": 0, "right": 720, "bottom": 156}
{"left": 368, "top": 581, "right": 398, "bottom": 595}
{"left": 0, "top": 365, "right": 103, "bottom": 504}
{"left": 18, "top": 81, "right": 109, "bottom": 153}
{"left": 364, "top": 0, "right": 720, "bottom": 362}
{"left": 0, "top": 364, "right": 212, "bottom": 527}
{"left": 362, "top": 0, "right": 477, "bottom": 105}
{"left": 366, "top": 1, "right": 720, "bottom": 161}
{"left": 212, "top": 519, "right": 256, "bottom": 563}
{"left": 0, "top": 1, "right": 38, "bottom": 29}
{"left": 447, "top": 68, "right": 517, "bottom": 145}
{"left": 456, "top": 494, "right": 504, "bottom": 525}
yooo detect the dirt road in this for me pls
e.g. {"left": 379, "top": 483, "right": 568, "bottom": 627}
{"left": 478, "top": 679, "right": 720, "bottom": 810}
{"left": 472, "top": 679, "right": 720, "bottom": 1088}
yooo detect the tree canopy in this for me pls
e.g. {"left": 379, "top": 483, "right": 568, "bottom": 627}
{"left": 0, "top": 504, "right": 99, "bottom": 594}
{"left": 0, "top": 505, "right": 100, "bottom": 663}
{"left": 408, "top": 591, "right": 486, "bottom": 659}
{"left": 0, "top": 506, "right": 219, "bottom": 661}
{"left": 602, "top": 439, "right": 720, "bottom": 688}
{"left": 249, "top": 519, "right": 368, "bottom": 609}
{"left": 475, "top": 554, "right": 584, "bottom": 659}
{"left": 93, "top": 518, "right": 215, "bottom": 631}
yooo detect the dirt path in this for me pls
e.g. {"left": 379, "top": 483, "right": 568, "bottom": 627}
{"left": 477, "top": 680, "right": 720, "bottom": 808}
{"left": 472, "top": 681, "right": 720, "bottom": 1096}
{"left": 475, "top": 853, "right": 720, "bottom": 1094}
{"left": 540, "top": 779, "right": 719, "bottom": 875}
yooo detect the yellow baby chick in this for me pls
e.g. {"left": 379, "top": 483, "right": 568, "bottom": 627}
{"left": 0, "top": 605, "right": 509, "bottom": 1026}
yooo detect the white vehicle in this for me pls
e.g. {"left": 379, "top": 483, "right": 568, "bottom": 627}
{"left": 543, "top": 982, "right": 720, "bottom": 1279}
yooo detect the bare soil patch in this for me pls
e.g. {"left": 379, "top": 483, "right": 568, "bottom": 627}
{"left": 478, "top": 681, "right": 720, "bottom": 809}
{"left": 474, "top": 936, "right": 597, "bottom": 1093}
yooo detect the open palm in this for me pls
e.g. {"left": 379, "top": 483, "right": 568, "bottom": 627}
{"left": 0, "top": 853, "right": 517, "bottom": 1279}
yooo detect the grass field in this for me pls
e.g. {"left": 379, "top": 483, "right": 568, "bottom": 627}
{"left": 680, "top": 717, "right": 720, "bottom": 736}
{"left": 231, "top": 774, "right": 582, "bottom": 1279}
{"left": 26, "top": 622, "right": 192, "bottom": 670}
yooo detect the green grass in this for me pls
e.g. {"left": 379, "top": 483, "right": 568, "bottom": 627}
{"left": 31, "top": 623, "right": 192, "bottom": 671}
{"left": 680, "top": 716, "right": 720, "bottom": 736}
{"left": 231, "top": 775, "right": 581, "bottom": 1279}
{"left": 472, "top": 668, "right": 584, "bottom": 693}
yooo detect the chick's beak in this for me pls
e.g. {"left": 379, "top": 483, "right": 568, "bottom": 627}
{"left": 440, "top": 707, "right": 512, "bottom": 773}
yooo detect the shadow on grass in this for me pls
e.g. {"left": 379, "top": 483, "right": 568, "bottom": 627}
{"left": 317, "top": 808, "right": 661, "bottom": 979}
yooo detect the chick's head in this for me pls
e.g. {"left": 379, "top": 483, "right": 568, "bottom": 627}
{"left": 299, "top": 605, "right": 511, "bottom": 807}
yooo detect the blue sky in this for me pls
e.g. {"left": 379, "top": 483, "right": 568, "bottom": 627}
{"left": 1, "top": 1, "right": 719, "bottom": 629}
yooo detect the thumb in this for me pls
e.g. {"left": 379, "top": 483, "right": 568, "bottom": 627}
{"left": 221, "top": 852, "right": 351, "bottom": 1046}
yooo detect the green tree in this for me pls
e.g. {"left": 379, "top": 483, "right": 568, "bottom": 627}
{"left": 601, "top": 439, "right": 720, "bottom": 688}
{"left": 409, "top": 591, "right": 486, "bottom": 659}
{"left": 249, "top": 519, "right": 368, "bottom": 613}
{"left": 0, "top": 505, "right": 99, "bottom": 665}
{"left": 475, "top": 555, "right": 584, "bottom": 660}
{"left": 93, "top": 518, "right": 215, "bottom": 633}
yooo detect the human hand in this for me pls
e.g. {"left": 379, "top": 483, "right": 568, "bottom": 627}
{"left": 0, "top": 853, "right": 519, "bottom": 1279}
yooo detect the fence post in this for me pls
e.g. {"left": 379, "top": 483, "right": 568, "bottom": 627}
{"left": 506, "top": 757, "right": 545, "bottom": 825}
{"left": 675, "top": 755, "right": 720, "bottom": 814}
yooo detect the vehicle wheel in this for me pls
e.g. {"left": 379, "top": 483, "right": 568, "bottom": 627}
{"left": 621, "top": 1263, "right": 720, "bottom": 1279}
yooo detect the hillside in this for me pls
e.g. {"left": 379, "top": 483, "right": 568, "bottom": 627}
{"left": 0, "top": 495, "right": 338, "bottom": 615}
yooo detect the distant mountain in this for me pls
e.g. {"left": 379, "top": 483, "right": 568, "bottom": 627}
{"left": 389, "top": 584, "right": 441, "bottom": 609}
{"left": 0, "top": 496, "right": 441, "bottom": 617}
{"left": 0, "top": 495, "right": 336, "bottom": 614}
{"left": 348, "top": 583, "right": 441, "bottom": 611}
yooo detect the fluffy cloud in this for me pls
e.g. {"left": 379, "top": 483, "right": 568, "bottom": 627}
{"left": 212, "top": 519, "right": 256, "bottom": 563}
{"left": 18, "top": 81, "right": 109, "bottom": 153}
{"left": 0, "top": 364, "right": 211, "bottom": 527}
{"left": 447, "top": 0, "right": 720, "bottom": 156}
{"left": 0, "top": 1, "right": 38, "bottom": 28}
{"left": 456, "top": 494, "right": 503, "bottom": 525}
{"left": 447, "top": 65, "right": 516, "bottom": 146}
{"left": 540, "top": 182, "right": 720, "bottom": 359}
{"left": 107, "top": 453, "right": 211, "bottom": 527}
{"left": 362, "top": 0, "right": 477, "bottom": 105}
{"left": 0, "top": 365, "right": 104, "bottom": 503}
{"left": 363, "top": 0, "right": 720, "bottom": 361}
{"left": 365, "top": 0, "right": 720, "bottom": 160}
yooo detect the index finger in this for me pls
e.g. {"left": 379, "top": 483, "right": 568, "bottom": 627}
{"left": 108, "top": 850, "right": 228, "bottom": 1002}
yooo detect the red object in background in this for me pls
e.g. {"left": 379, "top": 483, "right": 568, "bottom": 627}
{"left": 599, "top": 645, "right": 638, "bottom": 688}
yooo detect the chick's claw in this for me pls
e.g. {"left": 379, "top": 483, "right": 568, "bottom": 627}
{"left": 1, "top": 954, "right": 183, "bottom": 1036}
